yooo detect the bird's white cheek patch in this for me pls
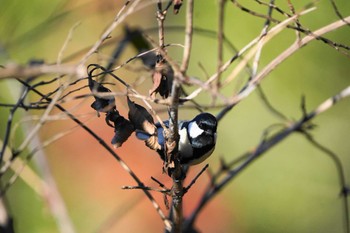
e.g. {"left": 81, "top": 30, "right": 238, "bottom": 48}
{"left": 179, "top": 127, "right": 189, "bottom": 144}
{"left": 179, "top": 127, "right": 193, "bottom": 157}
{"left": 188, "top": 122, "right": 204, "bottom": 138}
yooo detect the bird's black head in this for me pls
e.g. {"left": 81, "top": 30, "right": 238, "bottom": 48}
{"left": 188, "top": 113, "right": 217, "bottom": 139}
{"left": 181, "top": 112, "right": 217, "bottom": 165}
{"left": 194, "top": 112, "right": 217, "bottom": 131}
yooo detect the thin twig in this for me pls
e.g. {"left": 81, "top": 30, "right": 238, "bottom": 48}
{"left": 256, "top": 86, "right": 289, "bottom": 120}
{"left": 122, "top": 185, "right": 170, "bottom": 194}
{"left": 213, "top": 0, "right": 226, "bottom": 101}
{"left": 329, "top": 0, "right": 350, "bottom": 28}
{"left": 0, "top": 63, "right": 84, "bottom": 80}
{"left": 251, "top": 0, "right": 274, "bottom": 79}
{"left": 57, "top": 21, "right": 81, "bottom": 65}
{"left": 0, "top": 87, "right": 29, "bottom": 162}
{"left": 157, "top": 0, "right": 166, "bottom": 50}
{"left": 286, "top": 0, "right": 302, "bottom": 41}
{"left": 302, "top": 132, "right": 349, "bottom": 233}
{"left": 184, "top": 164, "right": 209, "bottom": 193}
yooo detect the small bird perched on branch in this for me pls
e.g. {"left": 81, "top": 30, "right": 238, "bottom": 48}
{"left": 136, "top": 113, "right": 218, "bottom": 165}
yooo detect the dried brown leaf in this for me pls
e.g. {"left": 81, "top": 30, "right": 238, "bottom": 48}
{"left": 149, "top": 63, "right": 173, "bottom": 99}
{"left": 127, "top": 97, "right": 156, "bottom": 135}
{"left": 145, "top": 135, "right": 161, "bottom": 151}
{"left": 173, "top": 0, "right": 183, "bottom": 14}
{"left": 108, "top": 111, "right": 134, "bottom": 148}
{"left": 149, "top": 71, "right": 163, "bottom": 98}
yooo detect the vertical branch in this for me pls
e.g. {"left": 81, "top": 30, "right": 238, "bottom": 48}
{"left": 211, "top": 0, "right": 226, "bottom": 103}
{"left": 155, "top": 2, "right": 183, "bottom": 232}
{"left": 168, "top": 0, "right": 195, "bottom": 231}
{"left": 180, "top": 0, "right": 194, "bottom": 73}
{"left": 216, "top": 0, "right": 226, "bottom": 85}
{"left": 159, "top": 1, "right": 195, "bottom": 232}
{"left": 157, "top": 0, "right": 166, "bottom": 50}
{"left": 287, "top": 0, "right": 302, "bottom": 41}
{"left": 167, "top": 81, "right": 182, "bottom": 233}
{"left": 251, "top": 0, "right": 274, "bottom": 78}
{"left": 162, "top": 6, "right": 182, "bottom": 233}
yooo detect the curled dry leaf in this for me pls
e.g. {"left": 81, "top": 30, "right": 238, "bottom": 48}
{"left": 107, "top": 111, "right": 135, "bottom": 148}
{"left": 127, "top": 97, "right": 155, "bottom": 133}
{"left": 127, "top": 97, "right": 161, "bottom": 151}
{"left": 150, "top": 60, "right": 173, "bottom": 99}
{"left": 159, "top": 66, "right": 173, "bottom": 98}
{"left": 89, "top": 79, "right": 115, "bottom": 115}
{"left": 145, "top": 134, "right": 161, "bottom": 151}
{"left": 149, "top": 71, "right": 163, "bottom": 98}
{"left": 124, "top": 27, "right": 172, "bottom": 98}
{"left": 173, "top": 0, "right": 183, "bottom": 14}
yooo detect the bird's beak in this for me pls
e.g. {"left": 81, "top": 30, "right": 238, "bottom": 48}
{"left": 206, "top": 129, "right": 214, "bottom": 135}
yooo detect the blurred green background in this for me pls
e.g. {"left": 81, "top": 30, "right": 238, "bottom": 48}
{"left": 0, "top": 0, "right": 350, "bottom": 233}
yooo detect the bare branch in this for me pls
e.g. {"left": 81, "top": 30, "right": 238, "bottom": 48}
{"left": 180, "top": 0, "right": 194, "bottom": 73}
{"left": 302, "top": 132, "right": 349, "bottom": 233}
{"left": 0, "top": 63, "right": 84, "bottom": 80}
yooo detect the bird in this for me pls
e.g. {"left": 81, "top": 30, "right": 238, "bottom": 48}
{"left": 136, "top": 112, "right": 217, "bottom": 165}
